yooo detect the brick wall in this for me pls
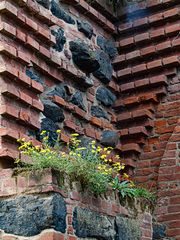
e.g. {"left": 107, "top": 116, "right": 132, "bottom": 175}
{"left": 0, "top": 0, "right": 179, "bottom": 239}
{"left": 0, "top": 168, "right": 153, "bottom": 240}
{"left": 113, "top": 0, "right": 180, "bottom": 239}
{"left": 0, "top": 0, "right": 120, "bottom": 168}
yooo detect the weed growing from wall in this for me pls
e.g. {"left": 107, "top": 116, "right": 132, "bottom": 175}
{"left": 16, "top": 130, "right": 155, "bottom": 201}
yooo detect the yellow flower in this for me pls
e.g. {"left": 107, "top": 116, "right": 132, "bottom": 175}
{"left": 123, "top": 173, "right": 129, "bottom": 179}
{"left": 71, "top": 133, "right": 79, "bottom": 137}
{"left": 43, "top": 135, "right": 49, "bottom": 140}
{"left": 100, "top": 154, "right": 107, "bottom": 159}
{"left": 40, "top": 130, "right": 47, "bottom": 135}
{"left": 35, "top": 146, "right": 40, "bottom": 150}
{"left": 129, "top": 181, "right": 135, "bottom": 187}
{"left": 56, "top": 129, "right": 61, "bottom": 133}
{"left": 77, "top": 147, "right": 86, "bottom": 151}
{"left": 91, "top": 150, "right": 96, "bottom": 153}
{"left": 97, "top": 146, "right": 102, "bottom": 152}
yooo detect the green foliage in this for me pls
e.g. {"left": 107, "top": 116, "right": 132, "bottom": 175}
{"left": 112, "top": 176, "right": 155, "bottom": 201}
{"left": 16, "top": 131, "right": 154, "bottom": 200}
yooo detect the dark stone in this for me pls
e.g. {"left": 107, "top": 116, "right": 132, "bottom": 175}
{"left": 40, "top": 118, "right": 59, "bottom": 146}
{"left": 77, "top": 20, "right": 93, "bottom": 39}
{"left": 26, "top": 68, "right": 43, "bottom": 84}
{"left": 73, "top": 207, "right": 115, "bottom": 239}
{"left": 79, "top": 136, "right": 92, "bottom": 147}
{"left": 50, "top": 0, "right": 75, "bottom": 24}
{"left": 93, "top": 50, "right": 113, "bottom": 84}
{"left": 100, "top": 130, "right": 119, "bottom": 147}
{"left": 153, "top": 224, "right": 166, "bottom": 239}
{"left": 36, "top": 0, "right": 50, "bottom": 9}
{"left": 51, "top": 27, "right": 66, "bottom": 52}
{"left": 42, "top": 100, "right": 65, "bottom": 122}
{"left": 69, "top": 40, "right": 100, "bottom": 73}
{"left": 80, "top": 76, "right": 94, "bottom": 89}
{"left": 96, "top": 87, "right": 116, "bottom": 107}
{"left": 91, "top": 106, "right": 109, "bottom": 120}
{"left": 70, "top": 91, "right": 86, "bottom": 111}
{"left": 0, "top": 193, "right": 66, "bottom": 237}
{"left": 45, "top": 84, "right": 67, "bottom": 100}
{"left": 115, "top": 216, "right": 141, "bottom": 240}
{"left": 97, "top": 35, "right": 118, "bottom": 59}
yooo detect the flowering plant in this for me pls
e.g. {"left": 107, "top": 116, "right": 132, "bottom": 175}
{"left": 16, "top": 130, "right": 154, "bottom": 200}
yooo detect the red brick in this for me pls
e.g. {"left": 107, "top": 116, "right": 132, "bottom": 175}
{"left": 150, "top": 28, "right": 165, "bottom": 39}
{"left": 126, "top": 50, "right": 140, "bottom": 60}
{"left": 3, "top": 235, "right": 19, "bottom": 240}
{"left": 117, "top": 68, "right": 132, "bottom": 78}
{"left": 149, "top": 13, "right": 163, "bottom": 23}
{"left": 147, "top": 0, "right": 161, "bottom": 7}
{"left": 117, "top": 112, "right": 131, "bottom": 122}
{"left": 60, "top": 133, "right": 70, "bottom": 143}
{"left": 113, "top": 54, "right": 125, "bottom": 64}
{"left": 162, "top": 55, "right": 180, "bottom": 66}
{"left": 87, "top": 92, "right": 94, "bottom": 102}
{"left": 165, "top": 23, "right": 180, "bottom": 35}
{"left": 39, "top": 46, "right": 51, "bottom": 59}
{"left": 4, "top": 1, "right": 18, "bottom": 16}
{"left": 16, "top": 29, "right": 26, "bottom": 42}
{"left": 124, "top": 96, "right": 139, "bottom": 105}
{"left": 163, "top": 7, "right": 180, "bottom": 19}
{"left": 17, "top": 10, "right": 26, "bottom": 22}
{"left": 121, "top": 143, "right": 141, "bottom": 153}
{"left": 129, "top": 126, "right": 148, "bottom": 136}
{"left": 118, "top": 22, "right": 133, "bottom": 31}
{"left": 132, "top": 63, "right": 146, "bottom": 74}
{"left": 156, "top": 40, "right": 171, "bottom": 51}
{"left": 27, "top": 35, "right": 39, "bottom": 50}
{"left": 31, "top": 80, "right": 44, "bottom": 93}
{"left": 84, "top": 127, "right": 96, "bottom": 138}
{"left": 119, "top": 128, "right": 129, "bottom": 136}
{"left": 19, "top": 109, "right": 30, "bottom": 122}
{"left": 64, "top": 120, "right": 76, "bottom": 130}
{"left": 172, "top": 37, "right": 180, "bottom": 47}
{"left": 149, "top": 75, "right": 167, "bottom": 84}
{"left": 133, "top": 17, "right": 148, "bottom": 27}
{"left": 25, "top": 16, "right": 38, "bottom": 31}
{"left": 17, "top": 51, "right": 30, "bottom": 64}
{"left": 90, "top": 117, "right": 101, "bottom": 127}
{"left": 0, "top": 105, "right": 19, "bottom": 119}
{"left": 141, "top": 45, "right": 156, "bottom": 56}
{"left": 67, "top": 236, "right": 77, "bottom": 240}
{"left": 0, "top": 127, "right": 19, "bottom": 140}
{"left": 19, "top": 91, "right": 32, "bottom": 105}
{"left": 38, "top": 25, "right": 50, "bottom": 40}
{"left": 133, "top": 109, "right": 153, "bottom": 119}
{"left": 74, "top": 106, "right": 87, "bottom": 119}
{"left": 135, "top": 78, "right": 150, "bottom": 88}
{"left": 134, "top": 32, "right": 150, "bottom": 43}
{"left": 119, "top": 37, "right": 134, "bottom": 47}
{"left": 52, "top": 95, "right": 66, "bottom": 107}
{"left": 120, "top": 82, "right": 135, "bottom": 92}
{"left": 147, "top": 59, "right": 162, "bottom": 69}
{"left": 18, "top": 71, "right": 31, "bottom": 86}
